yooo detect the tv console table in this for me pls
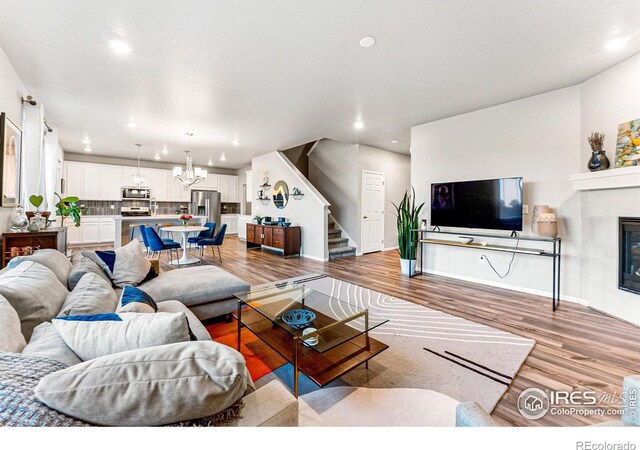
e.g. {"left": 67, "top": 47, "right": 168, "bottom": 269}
{"left": 411, "top": 229, "right": 562, "bottom": 311}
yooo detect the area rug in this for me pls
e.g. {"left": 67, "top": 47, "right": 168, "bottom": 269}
{"left": 223, "top": 274, "right": 535, "bottom": 413}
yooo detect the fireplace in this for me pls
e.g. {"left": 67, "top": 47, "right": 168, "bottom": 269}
{"left": 619, "top": 217, "right": 640, "bottom": 295}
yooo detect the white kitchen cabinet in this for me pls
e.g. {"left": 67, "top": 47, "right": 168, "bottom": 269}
{"left": 228, "top": 176, "right": 238, "bottom": 202}
{"left": 66, "top": 224, "right": 83, "bottom": 245}
{"left": 218, "top": 175, "right": 239, "bottom": 202}
{"left": 81, "top": 218, "right": 101, "bottom": 243}
{"left": 64, "top": 162, "right": 84, "bottom": 199}
{"left": 99, "top": 165, "right": 124, "bottom": 201}
{"left": 147, "top": 169, "right": 169, "bottom": 201}
{"left": 82, "top": 165, "right": 101, "bottom": 200}
{"left": 168, "top": 177, "right": 191, "bottom": 202}
{"left": 221, "top": 214, "right": 238, "bottom": 235}
{"left": 218, "top": 175, "right": 229, "bottom": 201}
{"left": 122, "top": 167, "right": 145, "bottom": 188}
{"left": 237, "top": 215, "right": 250, "bottom": 240}
{"left": 99, "top": 218, "right": 115, "bottom": 242}
{"left": 203, "top": 174, "right": 219, "bottom": 190}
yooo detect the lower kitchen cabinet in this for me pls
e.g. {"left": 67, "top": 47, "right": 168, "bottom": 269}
{"left": 67, "top": 217, "right": 116, "bottom": 245}
{"left": 221, "top": 215, "right": 239, "bottom": 235}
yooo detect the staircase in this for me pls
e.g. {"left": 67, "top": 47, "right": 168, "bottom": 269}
{"left": 328, "top": 220, "right": 356, "bottom": 260}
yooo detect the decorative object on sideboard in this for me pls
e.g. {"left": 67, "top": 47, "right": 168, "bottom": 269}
{"left": 420, "top": 219, "right": 428, "bottom": 230}
{"left": 615, "top": 118, "right": 640, "bottom": 167}
{"left": 537, "top": 213, "right": 558, "bottom": 238}
{"left": 254, "top": 214, "right": 264, "bottom": 225}
{"left": 392, "top": 188, "right": 425, "bottom": 276}
{"left": 0, "top": 113, "right": 22, "bottom": 208}
{"left": 10, "top": 205, "right": 28, "bottom": 231}
{"left": 587, "top": 131, "right": 610, "bottom": 172}
{"left": 273, "top": 180, "right": 289, "bottom": 209}
{"left": 531, "top": 205, "right": 550, "bottom": 235}
{"left": 173, "top": 133, "right": 208, "bottom": 188}
{"left": 291, "top": 187, "right": 304, "bottom": 200}
{"left": 27, "top": 195, "right": 48, "bottom": 230}
{"left": 259, "top": 171, "right": 271, "bottom": 190}
{"left": 54, "top": 193, "right": 82, "bottom": 228}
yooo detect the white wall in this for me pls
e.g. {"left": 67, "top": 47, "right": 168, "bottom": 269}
{"left": 579, "top": 52, "right": 640, "bottom": 325}
{"left": 251, "top": 151, "right": 329, "bottom": 261}
{"left": 411, "top": 86, "right": 583, "bottom": 302}
{"left": 0, "top": 46, "right": 28, "bottom": 230}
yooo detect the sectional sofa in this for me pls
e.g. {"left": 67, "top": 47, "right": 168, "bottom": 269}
{"left": 0, "top": 248, "right": 298, "bottom": 426}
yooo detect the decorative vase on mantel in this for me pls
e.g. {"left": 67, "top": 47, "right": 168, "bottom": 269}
{"left": 587, "top": 131, "right": 610, "bottom": 172}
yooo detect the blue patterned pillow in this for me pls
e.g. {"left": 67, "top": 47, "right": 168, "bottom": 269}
{"left": 120, "top": 286, "right": 158, "bottom": 313}
{"left": 56, "top": 313, "right": 122, "bottom": 322}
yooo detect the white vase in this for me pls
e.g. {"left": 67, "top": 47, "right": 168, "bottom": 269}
{"left": 532, "top": 205, "right": 550, "bottom": 235}
{"left": 400, "top": 258, "right": 417, "bottom": 276}
{"left": 537, "top": 213, "right": 558, "bottom": 238}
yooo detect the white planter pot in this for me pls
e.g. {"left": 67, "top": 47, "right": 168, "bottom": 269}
{"left": 400, "top": 258, "right": 417, "bottom": 276}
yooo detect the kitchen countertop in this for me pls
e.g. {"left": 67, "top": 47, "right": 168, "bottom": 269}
{"left": 115, "top": 215, "right": 208, "bottom": 221}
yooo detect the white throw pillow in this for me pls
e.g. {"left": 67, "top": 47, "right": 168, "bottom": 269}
{"left": 0, "top": 261, "right": 69, "bottom": 340}
{"left": 58, "top": 273, "right": 118, "bottom": 317}
{"left": 116, "top": 285, "right": 157, "bottom": 314}
{"left": 82, "top": 240, "right": 152, "bottom": 288}
{"left": 0, "top": 294, "right": 27, "bottom": 353}
{"left": 34, "top": 341, "right": 252, "bottom": 426}
{"left": 52, "top": 312, "right": 191, "bottom": 361}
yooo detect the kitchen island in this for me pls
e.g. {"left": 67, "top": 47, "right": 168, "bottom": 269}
{"left": 114, "top": 215, "right": 206, "bottom": 248}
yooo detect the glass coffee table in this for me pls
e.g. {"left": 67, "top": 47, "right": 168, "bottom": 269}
{"left": 233, "top": 282, "right": 389, "bottom": 397}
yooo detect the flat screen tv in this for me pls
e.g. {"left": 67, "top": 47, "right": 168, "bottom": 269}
{"left": 430, "top": 177, "right": 523, "bottom": 231}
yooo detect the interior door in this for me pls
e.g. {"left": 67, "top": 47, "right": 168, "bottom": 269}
{"left": 361, "top": 171, "right": 385, "bottom": 254}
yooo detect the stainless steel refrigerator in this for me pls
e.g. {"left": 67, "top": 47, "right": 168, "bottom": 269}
{"left": 191, "top": 190, "right": 221, "bottom": 226}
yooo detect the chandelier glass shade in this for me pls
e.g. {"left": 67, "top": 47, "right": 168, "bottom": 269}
{"left": 173, "top": 133, "right": 207, "bottom": 189}
{"left": 132, "top": 144, "right": 147, "bottom": 187}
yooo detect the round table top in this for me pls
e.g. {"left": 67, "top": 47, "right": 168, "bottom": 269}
{"left": 162, "top": 226, "right": 208, "bottom": 232}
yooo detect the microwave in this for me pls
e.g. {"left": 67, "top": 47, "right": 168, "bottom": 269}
{"left": 121, "top": 187, "right": 151, "bottom": 200}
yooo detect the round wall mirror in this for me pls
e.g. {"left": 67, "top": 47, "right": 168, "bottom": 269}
{"left": 273, "top": 180, "right": 289, "bottom": 209}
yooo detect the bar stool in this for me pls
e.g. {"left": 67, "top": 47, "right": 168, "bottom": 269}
{"left": 129, "top": 223, "right": 150, "bottom": 241}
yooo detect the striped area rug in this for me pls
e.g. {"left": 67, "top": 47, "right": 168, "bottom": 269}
{"left": 256, "top": 274, "right": 535, "bottom": 413}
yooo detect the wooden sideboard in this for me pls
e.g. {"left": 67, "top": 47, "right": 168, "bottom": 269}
{"left": 246, "top": 223, "right": 301, "bottom": 258}
{"left": 1, "top": 228, "right": 68, "bottom": 268}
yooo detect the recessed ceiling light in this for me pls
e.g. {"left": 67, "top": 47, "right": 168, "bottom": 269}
{"left": 359, "top": 36, "right": 376, "bottom": 48}
{"left": 127, "top": 121, "right": 137, "bottom": 128}
{"left": 109, "top": 39, "right": 132, "bottom": 55}
{"left": 207, "top": 160, "right": 213, "bottom": 166}
{"left": 604, "top": 36, "right": 631, "bottom": 51}
{"left": 391, "top": 139, "right": 399, "bottom": 144}
{"left": 82, "top": 138, "right": 91, "bottom": 145}
{"left": 232, "top": 140, "right": 240, "bottom": 146}
{"left": 220, "top": 153, "right": 226, "bottom": 161}
{"left": 161, "top": 145, "right": 168, "bottom": 154}
{"left": 354, "top": 121, "right": 364, "bottom": 130}
{"left": 154, "top": 154, "right": 160, "bottom": 160}
{"left": 84, "top": 146, "right": 92, "bottom": 152}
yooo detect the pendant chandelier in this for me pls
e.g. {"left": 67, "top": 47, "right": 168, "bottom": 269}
{"left": 132, "top": 144, "right": 147, "bottom": 187}
{"left": 173, "top": 133, "right": 207, "bottom": 189}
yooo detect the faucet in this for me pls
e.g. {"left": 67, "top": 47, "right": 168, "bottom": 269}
{"left": 150, "top": 197, "right": 157, "bottom": 216}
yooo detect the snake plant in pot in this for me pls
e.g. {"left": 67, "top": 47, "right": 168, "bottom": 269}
{"left": 392, "top": 188, "right": 425, "bottom": 276}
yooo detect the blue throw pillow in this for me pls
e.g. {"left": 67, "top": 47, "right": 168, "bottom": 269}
{"left": 56, "top": 313, "right": 122, "bottom": 322}
{"left": 94, "top": 250, "right": 117, "bottom": 275}
{"left": 120, "top": 285, "right": 158, "bottom": 312}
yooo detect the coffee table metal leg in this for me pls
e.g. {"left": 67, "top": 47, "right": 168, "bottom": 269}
{"left": 365, "top": 309, "right": 370, "bottom": 369}
{"left": 237, "top": 300, "right": 242, "bottom": 352}
{"left": 293, "top": 337, "right": 299, "bottom": 398}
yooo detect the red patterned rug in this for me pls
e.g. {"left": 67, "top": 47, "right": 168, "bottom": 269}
{"left": 206, "top": 318, "right": 286, "bottom": 382}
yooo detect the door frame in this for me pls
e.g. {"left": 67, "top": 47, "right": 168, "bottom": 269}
{"left": 360, "top": 170, "right": 385, "bottom": 254}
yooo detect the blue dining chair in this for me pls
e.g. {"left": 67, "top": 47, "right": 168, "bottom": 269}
{"left": 197, "top": 224, "right": 227, "bottom": 263}
{"left": 187, "top": 222, "right": 216, "bottom": 255}
{"left": 139, "top": 225, "right": 178, "bottom": 257}
{"left": 144, "top": 226, "right": 182, "bottom": 266}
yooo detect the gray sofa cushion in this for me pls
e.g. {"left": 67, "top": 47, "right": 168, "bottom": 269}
{"left": 52, "top": 312, "right": 192, "bottom": 361}
{"left": 34, "top": 341, "right": 252, "bottom": 426}
{"left": 0, "top": 295, "right": 26, "bottom": 353}
{"left": 157, "top": 300, "right": 212, "bottom": 341}
{"left": 140, "top": 266, "right": 249, "bottom": 308}
{"left": 7, "top": 249, "right": 72, "bottom": 287}
{"left": 58, "top": 273, "right": 118, "bottom": 318}
{"left": 21, "top": 321, "right": 82, "bottom": 366}
{"left": 0, "top": 261, "right": 69, "bottom": 340}
{"left": 68, "top": 256, "right": 112, "bottom": 291}
{"left": 82, "top": 241, "right": 151, "bottom": 288}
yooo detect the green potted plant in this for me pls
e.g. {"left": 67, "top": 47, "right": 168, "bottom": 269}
{"left": 254, "top": 214, "right": 264, "bottom": 225}
{"left": 55, "top": 193, "right": 82, "bottom": 228}
{"left": 392, "top": 188, "right": 425, "bottom": 276}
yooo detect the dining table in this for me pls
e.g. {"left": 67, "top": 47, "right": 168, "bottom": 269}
{"left": 161, "top": 225, "right": 208, "bottom": 265}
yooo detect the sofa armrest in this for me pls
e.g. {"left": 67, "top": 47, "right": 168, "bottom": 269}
{"left": 456, "top": 402, "right": 497, "bottom": 427}
{"left": 149, "top": 259, "right": 160, "bottom": 274}
{"left": 235, "top": 380, "right": 298, "bottom": 427}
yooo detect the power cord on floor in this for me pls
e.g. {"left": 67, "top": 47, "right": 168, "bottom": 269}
{"left": 481, "top": 238, "right": 519, "bottom": 279}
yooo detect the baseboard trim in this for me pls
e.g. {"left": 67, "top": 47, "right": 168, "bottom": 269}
{"left": 423, "top": 268, "right": 588, "bottom": 306}
{"left": 383, "top": 246, "right": 399, "bottom": 252}
{"left": 302, "top": 253, "right": 328, "bottom": 262}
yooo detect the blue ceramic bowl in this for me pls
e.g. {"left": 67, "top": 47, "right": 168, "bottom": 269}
{"left": 281, "top": 309, "right": 316, "bottom": 329}
{"left": 281, "top": 222, "right": 291, "bottom": 227}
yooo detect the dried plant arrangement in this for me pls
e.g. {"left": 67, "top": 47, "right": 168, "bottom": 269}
{"left": 588, "top": 132, "right": 605, "bottom": 151}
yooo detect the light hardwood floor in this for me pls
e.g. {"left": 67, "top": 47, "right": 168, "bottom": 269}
{"left": 76, "top": 236, "right": 640, "bottom": 427}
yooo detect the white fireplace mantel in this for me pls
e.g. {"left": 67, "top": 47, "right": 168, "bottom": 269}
{"left": 571, "top": 165, "right": 640, "bottom": 191}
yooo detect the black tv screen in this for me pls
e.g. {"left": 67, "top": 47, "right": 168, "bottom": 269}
{"left": 430, "top": 177, "right": 523, "bottom": 231}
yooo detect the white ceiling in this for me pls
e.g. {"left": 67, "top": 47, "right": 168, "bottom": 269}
{"left": 1, "top": 0, "right": 640, "bottom": 168}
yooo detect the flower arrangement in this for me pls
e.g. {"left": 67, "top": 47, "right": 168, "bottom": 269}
{"left": 588, "top": 132, "right": 605, "bottom": 151}
{"left": 179, "top": 213, "right": 193, "bottom": 226}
